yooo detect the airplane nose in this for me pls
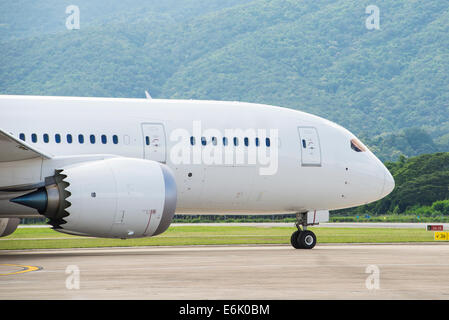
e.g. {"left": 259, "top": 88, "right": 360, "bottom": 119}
{"left": 380, "top": 167, "right": 395, "bottom": 198}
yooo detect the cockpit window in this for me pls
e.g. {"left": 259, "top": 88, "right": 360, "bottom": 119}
{"left": 351, "top": 138, "right": 366, "bottom": 152}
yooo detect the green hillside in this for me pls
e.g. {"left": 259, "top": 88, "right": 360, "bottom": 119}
{"left": 363, "top": 127, "right": 447, "bottom": 161}
{"left": 0, "top": 0, "right": 254, "bottom": 41}
{"left": 1, "top": 0, "right": 448, "bottom": 160}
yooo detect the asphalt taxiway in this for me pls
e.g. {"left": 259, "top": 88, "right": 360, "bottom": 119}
{"left": 1, "top": 243, "right": 449, "bottom": 299}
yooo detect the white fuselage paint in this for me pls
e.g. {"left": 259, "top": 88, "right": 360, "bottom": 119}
{"left": 0, "top": 95, "right": 394, "bottom": 216}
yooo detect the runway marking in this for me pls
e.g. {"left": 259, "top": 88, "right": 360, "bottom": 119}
{"left": 0, "top": 264, "right": 42, "bottom": 276}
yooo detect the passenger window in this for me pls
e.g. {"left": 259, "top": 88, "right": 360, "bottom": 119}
{"left": 266, "top": 138, "right": 271, "bottom": 147}
{"left": 212, "top": 137, "right": 217, "bottom": 146}
{"left": 55, "top": 134, "right": 61, "bottom": 144}
{"left": 145, "top": 136, "right": 150, "bottom": 146}
{"left": 67, "top": 134, "right": 73, "bottom": 144}
{"left": 101, "top": 135, "right": 107, "bottom": 144}
{"left": 223, "top": 137, "right": 228, "bottom": 146}
{"left": 244, "top": 137, "right": 249, "bottom": 147}
{"left": 90, "top": 135, "right": 96, "bottom": 144}
{"left": 113, "top": 135, "right": 119, "bottom": 144}
{"left": 190, "top": 136, "right": 196, "bottom": 146}
{"left": 43, "top": 134, "right": 49, "bottom": 143}
{"left": 78, "top": 134, "right": 84, "bottom": 144}
{"left": 255, "top": 137, "right": 259, "bottom": 147}
{"left": 233, "top": 137, "right": 239, "bottom": 146}
{"left": 19, "top": 133, "right": 25, "bottom": 141}
{"left": 31, "top": 134, "right": 37, "bottom": 143}
{"left": 201, "top": 137, "right": 206, "bottom": 146}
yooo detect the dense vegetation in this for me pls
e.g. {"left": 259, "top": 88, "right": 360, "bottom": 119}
{"left": 363, "top": 127, "right": 448, "bottom": 161}
{"left": 1, "top": 0, "right": 448, "bottom": 161}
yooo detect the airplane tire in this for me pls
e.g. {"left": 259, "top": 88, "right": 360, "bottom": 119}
{"left": 290, "top": 230, "right": 303, "bottom": 249}
{"left": 299, "top": 230, "right": 317, "bottom": 249}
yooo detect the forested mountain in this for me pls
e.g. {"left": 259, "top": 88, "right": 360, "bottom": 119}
{"left": 0, "top": 0, "right": 254, "bottom": 41}
{"left": 363, "top": 127, "right": 448, "bottom": 161}
{"left": 1, "top": 0, "right": 448, "bottom": 160}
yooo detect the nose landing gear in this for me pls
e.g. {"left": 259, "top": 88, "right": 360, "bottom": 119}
{"left": 290, "top": 212, "right": 318, "bottom": 249}
{"left": 290, "top": 228, "right": 317, "bottom": 249}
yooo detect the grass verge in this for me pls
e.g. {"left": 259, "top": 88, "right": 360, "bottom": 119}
{"left": 0, "top": 226, "right": 439, "bottom": 250}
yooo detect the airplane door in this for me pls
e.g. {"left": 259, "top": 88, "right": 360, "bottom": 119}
{"left": 141, "top": 123, "right": 166, "bottom": 163}
{"left": 298, "top": 127, "right": 321, "bottom": 166}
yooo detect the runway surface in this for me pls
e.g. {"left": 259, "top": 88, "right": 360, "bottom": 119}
{"left": 1, "top": 243, "right": 449, "bottom": 300}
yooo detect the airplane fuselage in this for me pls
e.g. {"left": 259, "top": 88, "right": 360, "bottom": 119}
{"left": 0, "top": 95, "right": 394, "bottom": 217}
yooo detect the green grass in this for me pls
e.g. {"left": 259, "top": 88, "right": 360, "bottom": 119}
{"left": 0, "top": 226, "right": 438, "bottom": 250}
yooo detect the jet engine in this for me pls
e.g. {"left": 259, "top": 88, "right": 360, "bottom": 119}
{"left": 11, "top": 158, "right": 177, "bottom": 239}
{"left": 0, "top": 218, "right": 20, "bottom": 237}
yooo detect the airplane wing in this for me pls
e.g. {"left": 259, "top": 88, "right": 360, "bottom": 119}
{"left": 0, "top": 128, "right": 53, "bottom": 162}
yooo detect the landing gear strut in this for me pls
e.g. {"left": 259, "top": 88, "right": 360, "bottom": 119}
{"left": 290, "top": 212, "right": 317, "bottom": 249}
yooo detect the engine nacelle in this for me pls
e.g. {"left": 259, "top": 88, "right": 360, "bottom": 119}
{"left": 11, "top": 158, "right": 177, "bottom": 239}
{"left": 0, "top": 218, "right": 20, "bottom": 237}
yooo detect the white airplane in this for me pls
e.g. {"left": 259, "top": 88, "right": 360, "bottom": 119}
{"left": 0, "top": 95, "right": 394, "bottom": 249}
